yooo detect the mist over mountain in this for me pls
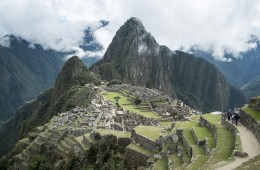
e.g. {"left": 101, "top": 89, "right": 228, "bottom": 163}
{"left": 192, "top": 44, "right": 260, "bottom": 98}
{"left": 92, "top": 17, "right": 246, "bottom": 112}
{"left": 0, "top": 56, "right": 100, "bottom": 155}
{"left": 0, "top": 23, "right": 105, "bottom": 127}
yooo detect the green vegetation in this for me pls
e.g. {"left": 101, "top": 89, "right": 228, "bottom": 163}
{"left": 177, "top": 141, "right": 191, "bottom": 164}
{"left": 95, "top": 129, "right": 131, "bottom": 138}
{"left": 201, "top": 114, "right": 235, "bottom": 169}
{"left": 186, "top": 155, "right": 208, "bottom": 170}
{"left": 168, "top": 153, "right": 183, "bottom": 169}
{"left": 102, "top": 91, "right": 161, "bottom": 118}
{"left": 242, "top": 105, "right": 260, "bottom": 121}
{"left": 0, "top": 41, "right": 64, "bottom": 127}
{"left": 160, "top": 121, "right": 172, "bottom": 127}
{"left": 192, "top": 127, "right": 216, "bottom": 149}
{"left": 28, "top": 154, "right": 53, "bottom": 170}
{"left": 0, "top": 57, "right": 100, "bottom": 156}
{"left": 174, "top": 120, "right": 206, "bottom": 157}
{"left": 235, "top": 154, "right": 260, "bottom": 170}
{"left": 134, "top": 126, "right": 164, "bottom": 142}
{"left": 152, "top": 159, "right": 168, "bottom": 170}
{"left": 126, "top": 143, "right": 153, "bottom": 157}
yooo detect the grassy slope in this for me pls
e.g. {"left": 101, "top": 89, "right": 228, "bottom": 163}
{"left": 95, "top": 129, "right": 131, "bottom": 138}
{"left": 102, "top": 91, "right": 161, "bottom": 118}
{"left": 242, "top": 105, "right": 260, "bottom": 121}
{"left": 201, "top": 114, "right": 235, "bottom": 169}
{"left": 134, "top": 126, "right": 164, "bottom": 142}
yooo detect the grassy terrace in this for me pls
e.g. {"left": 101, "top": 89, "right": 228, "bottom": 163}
{"left": 174, "top": 118, "right": 206, "bottom": 157}
{"left": 160, "top": 121, "right": 172, "bottom": 127}
{"left": 200, "top": 114, "right": 235, "bottom": 169}
{"left": 168, "top": 153, "right": 183, "bottom": 169}
{"left": 242, "top": 105, "right": 260, "bottom": 121}
{"left": 152, "top": 159, "right": 168, "bottom": 170}
{"left": 102, "top": 91, "right": 161, "bottom": 118}
{"left": 126, "top": 143, "right": 153, "bottom": 157}
{"left": 95, "top": 129, "right": 131, "bottom": 138}
{"left": 134, "top": 126, "right": 164, "bottom": 142}
{"left": 186, "top": 155, "right": 208, "bottom": 170}
{"left": 192, "top": 127, "right": 216, "bottom": 149}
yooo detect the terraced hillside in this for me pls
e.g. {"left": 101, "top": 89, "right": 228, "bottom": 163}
{"left": 2, "top": 84, "right": 260, "bottom": 169}
{"left": 9, "top": 111, "right": 244, "bottom": 170}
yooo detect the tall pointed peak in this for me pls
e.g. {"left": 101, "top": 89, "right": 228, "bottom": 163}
{"left": 117, "top": 17, "right": 147, "bottom": 36}
{"left": 125, "top": 17, "right": 145, "bottom": 28}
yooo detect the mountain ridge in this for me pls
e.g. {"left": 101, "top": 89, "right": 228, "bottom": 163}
{"left": 92, "top": 17, "right": 246, "bottom": 112}
{"left": 0, "top": 56, "right": 100, "bottom": 155}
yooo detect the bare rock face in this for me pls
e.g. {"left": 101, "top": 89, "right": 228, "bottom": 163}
{"left": 92, "top": 17, "right": 246, "bottom": 112}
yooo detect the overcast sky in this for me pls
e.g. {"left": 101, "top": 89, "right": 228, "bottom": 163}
{"left": 1, "top": 0, "right": 260, "bottom": 61}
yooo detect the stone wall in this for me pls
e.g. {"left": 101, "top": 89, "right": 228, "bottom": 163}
{"left": 199, "top": 117, "right": 218, "bottom": 141}
{"left": 191, "top": 128, "right": 205, "bottom": 146}
{"left": 239, "top": 109, "right": 260, "bottom": 143}
{"left": 221, "top": 118, "right": 248, "bottom": 157}
{"left": 118, "top": 137, "right": 131, "bottom": 148}
{"left": 125, "top": 147, "right": 150, "bottom": 167}
{"left": 132, "top": 130, "right": 160, "bottom": 151}
{"left": 199, "top": 116, "right": 218, "bottom": 155}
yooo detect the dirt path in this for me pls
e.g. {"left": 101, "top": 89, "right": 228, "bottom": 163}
{"left": 216, "top": 123, "right": 260, "bottom": 170}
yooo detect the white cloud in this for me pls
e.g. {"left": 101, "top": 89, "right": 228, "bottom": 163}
{"left": 1, "top": 0, "right": 260, "bottom": 60}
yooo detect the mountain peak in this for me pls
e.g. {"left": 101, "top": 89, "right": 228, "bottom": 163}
{"left": 117, "top": 17, "right": 147, "bottom": 36}
{"left": 126, "top": 17, "right": 144, "bottom": 27}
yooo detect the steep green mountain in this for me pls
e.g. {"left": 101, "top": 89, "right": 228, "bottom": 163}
{"left": 0, "top": 31, "right": 103, "bottom": 127}
{"left": 192, "top": 47, "right": 260, "bottom": 98}
{"left": 0, "top": 56, "right": 100, "bottom": 155}
{"left": 0, "top": 36, "right": 64, "bottom": 126}
{"left": 92, "top": 17, "right": 246, "bottom": 112}
{"left": 241, "top": 77, "right": 260, "bottom": 98}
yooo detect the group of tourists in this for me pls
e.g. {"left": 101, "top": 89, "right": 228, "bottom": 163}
{"left": 226, "top": 109, "right": 241, "bottom": 126}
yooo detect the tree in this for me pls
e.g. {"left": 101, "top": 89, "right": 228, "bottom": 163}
{"left": 114, "top": 96, "right": 121, "bottom": 106}
{"left": 134, "top": 97, "right": 142, "bottom": 105}
{"left": 28, "top": 154, "right": 52, "bottom": 170}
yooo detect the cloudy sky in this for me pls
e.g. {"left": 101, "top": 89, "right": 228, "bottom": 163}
{"left": 1, "top": 0, "right": 260, "bottom": 61}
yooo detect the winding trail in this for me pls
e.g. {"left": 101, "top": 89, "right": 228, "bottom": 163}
{"left": 216, "top": 123, "right": 260, "bottom": 170}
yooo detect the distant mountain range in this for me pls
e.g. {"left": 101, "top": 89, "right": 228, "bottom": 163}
{"left": 192, "top": 46, "right": 260, "bottom": 98}
{"left": 0, "top": 17, "right": 248, "bottom": 156}
{"left": 0, "top": 28, "right": 103, "bottom": 127}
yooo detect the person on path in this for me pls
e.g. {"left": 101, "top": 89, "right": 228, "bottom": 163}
{"left": 227, "top": 109, "right": 232, "bottom": 121}
{"left": 231, "top": 112, "right": 236, "bottom": 124}
{"left": 234, "top": 112, "right": 240, "bottom": 126}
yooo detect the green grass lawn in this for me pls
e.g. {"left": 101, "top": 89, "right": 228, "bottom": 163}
{"left": 242, "top": 105, "right": 260, "bottom": 121}
{"left": 101, "top": 91, "right": 161, "bottom": 118}
{"left": 95, "top": 129, "right": 131, "bottom": 138}
{"left": 152, "top": 159, "right": 168, "bottom": 170}
{"left": 200, "top": 114, "right": 235, "bottom": 170}
{"left": 174, "top": 121, "right": 206, "bottom": 156}
{"left": 192, "top": 127, "right": 216, "bottom": 149}
{"left": 134, "top": 126, "right": 164, "bottom": 142}
{"left": 160, "top": 121, "right": 172, "bottom": 127}
{"left": 186, "top": 155, "right": 208, "bottom": 170}
{"left": 168, "top": 153, "right": 183, "bottom": 169}
{"left": 126, "top": 143, "right": 153, "bottom": 157}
